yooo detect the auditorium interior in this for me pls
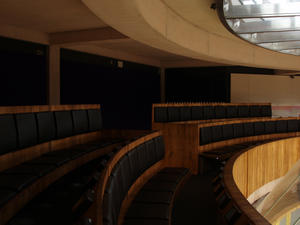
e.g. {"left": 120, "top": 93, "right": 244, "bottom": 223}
{"left": 1, "top": 0, "right": 300, "bottom": 225}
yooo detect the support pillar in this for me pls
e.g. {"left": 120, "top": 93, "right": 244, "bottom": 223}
{"left": 48, "top": 45, "right": 60, "bottom": 105}
{"left": 160, "top": 67, "right": 166, "bottom": 103}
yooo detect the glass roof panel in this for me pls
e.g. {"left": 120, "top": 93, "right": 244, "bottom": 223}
{"left": 239, "top": 31, "right": 300, "bottom": 43}
{"left": 227, "top": 16, "right": 300, "bottom": 33}
{"left": 222, "top": 0, "right": 300, "bottom": 56}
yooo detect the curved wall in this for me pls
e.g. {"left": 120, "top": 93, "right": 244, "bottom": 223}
{"left": 82, "top": 0, "right": 300, "bottom": 70}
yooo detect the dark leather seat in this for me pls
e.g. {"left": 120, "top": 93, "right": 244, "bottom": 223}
{"left": 0, "top": 114, "right": 18, "bottom": 155}
{"left": 124, "top": 167, "right": 188, "bottom": 225}
{"left": 36, "top": 112, "right": 56, "bottom": 143}
{"left": 254, "top": 122, "right": 265, "bottom": 135}
{"left": 203, "top": 106, "right": 215, "bottom": 119}
{"left": 167, "top": 107, "right": 180, "bottom": 122}
{"left": 222, "top": 124, "right": 233, "bottom": 140}
{"left": 15, "top": 113, "right": 38, "bottom": 148}
{"left": 237, "top": 105, "right": 249, "bottom": 118}
{"left": 265, "top": 121, "right": 276, "bottom": 134}
{"left": 72, "top": 110, "right": 89, "bottom": 134}
{"left": 2, "top": 164, "right": 55, "bottom": 177}
{"left": 25, "top": 155, "right": 71, "bottom": 167}
{"left": 87, "top": 109, "right": 103, "bottom": 131}
{"left": 123, "top": 219, "right": 169, "bottom": 225}
{"left": 249, "top": 105, "right": 261, "bottom": 117}
{"left": 134, "top": 190, "right": 173, "bottom": 204}
{"left": 179, "top": 107, "right": 191, "bottom": 121}
{"left": 288, "top": 120, "right": 298, "bottom": 132}
{"left": 154, "top": 107, "right": 168, "bottom": 122}
{"left": 233, "top": 123, "right": 244, "bottom": 138}
{"left": 0, "top": 174, "right": 38, "bottom": 191}
{"left": 126, "top": 203, "right": 170, "bottom": 220}
{"left": 191, "top": 106, "right": 203, "bottom": 120}
{"left": 44, "top": 148, "right": 86, "bottom": 160}
{"left": 54, "top": 111, "right": 73, "bottom": 139}
{"left": 0, "top": 189, "right": 16, "bottom": 207}
{"left": 200, "top": 127, "right": 212, "bottom": 145}
{"left": 211, "top": 126, "right": 223, "bottom": 142}
{"left": 276, "top": 120, "right": 288, "bottom": 133}
{"left": 243, "top": 123, "right": 254, "bottom": 137}
{"left": 226, "top": 106, "right": 237, "bottom": 118}
{"left": 143, "top": 180, "right": 178, "bottom": 193}
{"left": 261, "top": 105, "right": 272, "bottom": 117}
{"left": 215, "top": 106, "right": 226, "bottom": 119}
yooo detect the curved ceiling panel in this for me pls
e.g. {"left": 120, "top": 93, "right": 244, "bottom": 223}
{"left": 82, "top": 0, "right": 300, "bottom": 70}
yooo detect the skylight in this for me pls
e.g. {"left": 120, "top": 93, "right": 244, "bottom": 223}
{"left": 220, "top": 0, "right": 300, "bottom": 55}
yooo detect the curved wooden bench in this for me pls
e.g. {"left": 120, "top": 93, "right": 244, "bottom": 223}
{"left": 0, "top": 105, "right": 147, "bottom": 225}
{"left": 220, "top": 136, "right": 300, "bottom": 225}
{"left": 95, "top": 131, "right": 190, "bottom": 225}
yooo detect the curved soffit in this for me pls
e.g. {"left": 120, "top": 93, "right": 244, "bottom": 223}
{"left": 82, "top": 0, "right": 300, "bottom": 70}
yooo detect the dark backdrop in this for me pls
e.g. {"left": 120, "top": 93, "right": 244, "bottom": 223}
{"left": 0, "top": 36, "right": 47, "bottom": 105}
{"left": 60, "top": 49, "right": 161, "bottom": 130}
{"left": 165, "top": 67, "right": 274, "bottom": 103}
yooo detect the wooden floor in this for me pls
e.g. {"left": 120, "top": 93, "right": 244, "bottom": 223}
{"left": 172, "top": 171, "right": 224, "bottom": 225}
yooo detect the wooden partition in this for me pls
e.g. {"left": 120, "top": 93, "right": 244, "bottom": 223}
{"left": 154, "top": 117, "right": 300, "bottom": 174}
{"left": 223, "top": 136, "right": 300, "bottom": 225}
{"left": 95, "top": 131, "right": 165, "bottom": 225}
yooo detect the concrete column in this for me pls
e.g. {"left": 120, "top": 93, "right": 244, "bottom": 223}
{"left": 48, "top": 45, "right": 60, "bottom": 105}
{"left": 160, "top": 67, "right": 166, "bottom": 103}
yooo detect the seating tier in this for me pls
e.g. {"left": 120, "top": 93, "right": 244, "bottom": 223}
{"left": 153, "top": 103, "right": 271, "bottom": 123}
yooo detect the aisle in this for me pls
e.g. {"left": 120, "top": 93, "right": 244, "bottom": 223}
{"left": 171, "top": 173, "right": 224, "bottom": 225}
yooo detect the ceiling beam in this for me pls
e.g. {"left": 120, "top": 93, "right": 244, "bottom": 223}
{"left": 49, "top": 27, "right": 128, "bottom": 45}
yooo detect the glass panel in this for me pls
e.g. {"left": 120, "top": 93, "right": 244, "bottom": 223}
{"left": 240, "top": 31, "right": 300, "bottom": 43}
{"left": 226, "top": 17, "right": 300, "bottom": 33}
{"left": 222, "top": 0, "right": 300, "bottom": 56}
{"left": 224, "top": 2, "right": 300, "bottom": 18}
{"left": 280, "top": 49, "right": 300, "bottom": 55}
{"left": 258, "top": 41, "right": 300, "bottom": 51}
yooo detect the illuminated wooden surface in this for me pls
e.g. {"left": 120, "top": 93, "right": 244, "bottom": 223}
{"left": 224, "top": 136, "right": 300, "bottom": 225}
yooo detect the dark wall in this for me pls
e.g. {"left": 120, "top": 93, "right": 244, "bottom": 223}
{"left": 165, "top": 66, "right": 274, "bottom": 103}
{"left": 0, "top": 36, "right": 47, "bottom": 105}
{"left": 60, "top": 49, "right": 160, "bottom": 130}
{"left": 166, "top": 67, "right": 231, "bottom": 102}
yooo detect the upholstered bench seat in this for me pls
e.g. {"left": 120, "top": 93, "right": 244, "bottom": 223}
{"left": 7, "top": 153, "right": 112, "bottom": 225}
{"left": 26, "top": 155, "right": 71, "bottom": 167}
{"left": 124, "top": 167, "right": 189, "bottom": 225}
{"left": 0, "top": 174, "right": 38, "bottom": 191}
{"left": 2, "top": 164, "right": 56, "bottom": 177}
{"left": 0, "top": 190, "right": 16, "bottom": 207}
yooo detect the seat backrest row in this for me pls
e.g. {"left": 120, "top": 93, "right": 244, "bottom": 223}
{"left": 103, "top": 135, "right": 165, "bottom": 225}
{"left": 0, "top": 109, "right": 103, "bottom": 156}
{"left": 200, "top": 119, "right": 299, "bottom": 145}
{"left": 154, "top": 104, "right": 272, "bottom": 123}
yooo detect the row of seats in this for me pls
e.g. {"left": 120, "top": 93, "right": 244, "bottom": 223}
{"left": 0, "top": 109, "right": 103, "bottom": 155}
{"left": 6, "top": 150, "right": 117, "bottom": 225}
{"left": 212, "top": 175, "right": 250, "bottom": 225}
{"left": 154, "top": 105, "right": 272, "bottom": 123}
{"left": 103, "top": 136, "right": 165, "bottom": 225}
{"left": 0, "top": 131, "right": 124, "bottom": 210}
{"left": 124, "top": 167, "right": 189, "bottom": 225}
{"left": 200, "top": 119, "right": 299, "bottom": 145}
